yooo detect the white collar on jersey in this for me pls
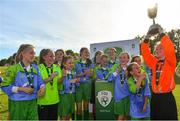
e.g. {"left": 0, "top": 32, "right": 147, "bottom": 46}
{"left": 110, "top": 60, "right": 115, "bottom": 63}
{"left": 67, "top": 70, "right": 72, "bottom": 74}
{"left": 102, "top": 67, "right": 108, "bottom": 71}
{"left": 81, "top": 60, "right": 86, "bottom": 64}
{"left": 19, "top": 62, "right": 31, "bottom": 71}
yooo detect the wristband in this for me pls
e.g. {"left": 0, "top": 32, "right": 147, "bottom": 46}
{"left": 12, "top": 86, "right": 19, "bottom": 93}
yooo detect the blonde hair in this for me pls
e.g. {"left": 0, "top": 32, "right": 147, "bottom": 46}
{"left": 154, "top": 41, "right": 162, "bottom": 56}
{"left": 108, "top": 47, "right": 117, "bottom": 53}
{"left": 61, "top": 55, "right": 73, "bottom": 69}
{"left": 101, "top": 54, "right": 108, "bottom": 60}
{"left": 15, "top": 44, "right": 34, "bottom": 63}
{"left": 119, "top": 52, "right": 130, "bottom": 59}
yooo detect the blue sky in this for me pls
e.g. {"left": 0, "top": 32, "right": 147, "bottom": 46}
{"left": 0, "top": 0, "right": 180, "bottom": 59}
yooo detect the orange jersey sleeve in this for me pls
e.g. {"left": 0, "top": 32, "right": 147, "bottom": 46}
{"left": 161, "top": 35, "right": 176, "bottom": 70}
{"left": 140, "top": 42, "right": 157, "bottom": 69}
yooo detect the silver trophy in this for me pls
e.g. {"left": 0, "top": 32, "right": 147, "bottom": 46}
{"left": 147, "top": 3, "right": 160, "bottom": 35}
{"left": 148, "top": 3, "right": 158, "bottom": 25}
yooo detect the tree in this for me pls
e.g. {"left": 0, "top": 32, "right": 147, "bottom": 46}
{"left": 0, "top": 59, "right": 8, "bottom": 66}
{"left": 33, "top": 56, "right": 39, "bottom": 64}
{"left": 66, "top": 50, "right": 74, "bottom": 56}
{"left": 168, "top": 29, "right": 180, "bottom": 61}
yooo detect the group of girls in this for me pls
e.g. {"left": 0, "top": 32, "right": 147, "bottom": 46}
{"left": 93, "top": 48, "right": 151, "bottom": 120}
{"left": 1, "top": 38, "right": 177, "bottom": 120}
{"left": 1, "top": 45, "right": 93, "bottom": 120}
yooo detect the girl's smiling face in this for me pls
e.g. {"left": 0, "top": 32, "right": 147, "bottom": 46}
{"left": 64, "top": 58, "right": 74, "bottom": 71}
{"left": 130, "top": 63, "right": 141, "bottom": 77}
{"left": 43, "top": 51, "right": 55, "bottom": 66}
{"left": 155, "top": 43, "right": 165, "bottom": 60}
{"left": 108, "top": 48, "right": 116, "bottom": 60}
{"left": 55, "top": 50, "right": 64, "bottom": 62}
{"left": 95, "top": 52, "right": 102, "bottom": 64}
{"left": 22, "top": 47, "right": 35, "bottom": 63}
{"left": 133, "top": 56, "right": 142, "bottom": 66}
{"left": 119, "top": 53, "right": 129, "bottom": 65}
{"left": 81, "top": 48, "right": 90, "bottom": 60}
{"left": 101, "top": 56, "right": 108, "bottom": 67}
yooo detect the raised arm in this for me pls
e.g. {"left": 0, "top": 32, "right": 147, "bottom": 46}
{"left": 140, "top": 42, "right": 157, "bottom": 69}
{"left": 160, "top": 34, "right": 176, "bottom": 70}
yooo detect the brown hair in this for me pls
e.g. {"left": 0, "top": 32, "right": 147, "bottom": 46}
{"left": 55, "top": 49, "right": 66, "bottom": 64}
{"left": 39, "top": 49, "right": 54, "bottom": 64}
{"left": 126, "top": 62, "right": 138, "bottom": 78}
{"left": 15, "top": 44, "right": 34, "bottom": 63}
{"left": 79, "top": 47, "right": 92, "bottom": 66}
{"left": 131, "top": 55, "right": 141, "bottom": 63}
{"left": 55, "top": 49, "right": 66, "bottom": 56}
{"left": 80, "top": 47, "right": 88, "bottom": 57}
{"left": 93, "top": 50, "right": 103, "bottom": 63}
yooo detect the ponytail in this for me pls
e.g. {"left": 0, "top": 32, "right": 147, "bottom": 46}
{"left": 15, "top": 44, "right": 34, "bottom": 63}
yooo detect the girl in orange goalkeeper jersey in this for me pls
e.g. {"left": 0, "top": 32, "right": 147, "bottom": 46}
{"left": 140, "top": 24, "right": 177, "bottom": 120}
